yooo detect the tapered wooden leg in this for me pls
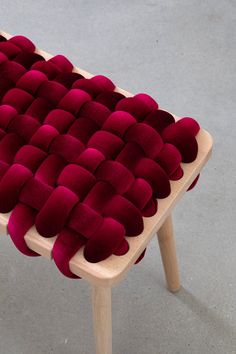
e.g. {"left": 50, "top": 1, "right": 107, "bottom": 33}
{"left": 157, "top": 214, "right": 180, "bottom": 293}
{"left": 92, "top": 285, "right": 112, "bottom": 354}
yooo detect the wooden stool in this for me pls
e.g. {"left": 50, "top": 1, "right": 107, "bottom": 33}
{"left": 0, "top": 30, "right": 213, "bottom": 354}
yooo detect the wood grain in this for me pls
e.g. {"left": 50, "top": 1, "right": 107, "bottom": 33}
{"left": 157, "top": 214, "right": 180, "bottom": 292}
{"left": 92, "top": 285, "right": 112, "bottom": 354}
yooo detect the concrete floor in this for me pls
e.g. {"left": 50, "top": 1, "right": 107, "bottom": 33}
{"left": 0, "top": 1, "right": 235, "bottom": 353}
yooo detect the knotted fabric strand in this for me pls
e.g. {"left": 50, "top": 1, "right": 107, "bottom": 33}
{"left": 0, "top": 33, "right": 201, "bottom": 278}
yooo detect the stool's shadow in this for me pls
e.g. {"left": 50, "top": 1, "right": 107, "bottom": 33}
{"left": 174, "top": 286, "right": 236, "bottom": 344}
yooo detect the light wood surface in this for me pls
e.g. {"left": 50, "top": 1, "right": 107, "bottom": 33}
{"left": 92, "top": 285, "right": 112, "bottom": 354}
{"left": 0, "top": 30, "right": 213, "bottom": 286}
{"left": 157, "top": 214, "right": 180, "bottom": 292}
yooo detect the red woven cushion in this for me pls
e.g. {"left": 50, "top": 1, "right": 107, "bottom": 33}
{"left": 0, "top": 33, "right": 200, "bottom": 278}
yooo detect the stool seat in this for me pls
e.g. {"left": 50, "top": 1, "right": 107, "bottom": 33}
{"left": 0, "top": 128, "right": 212, "bottom": 286}
{"left": 0, "top": 30, "right": 213, "bottom": 354}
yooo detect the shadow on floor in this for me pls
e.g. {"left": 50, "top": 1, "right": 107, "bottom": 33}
{"left": 175, "top": 286, "right": 236, "bottom": 346}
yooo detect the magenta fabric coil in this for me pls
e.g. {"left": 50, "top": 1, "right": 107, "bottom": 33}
{"left": 0, "top": 34, "right": 200, "bottom": 278}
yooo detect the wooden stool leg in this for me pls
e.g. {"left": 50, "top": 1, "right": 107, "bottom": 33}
{"left": 91, "top": 285, "right": 112, "bottom": 354}
{"left": 157, "top": 214, "right": 180, "bottom": 293}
